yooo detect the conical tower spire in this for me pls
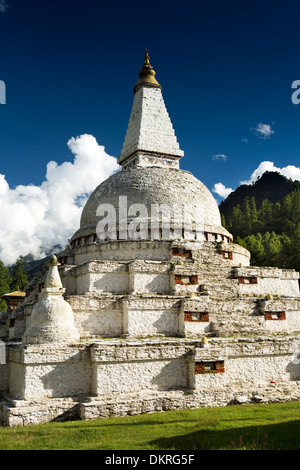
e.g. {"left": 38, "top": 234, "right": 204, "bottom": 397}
{"left": 118, "top": 50, "right": 184, "bottom": 168}
{"left": 133, "top": 49, "right": 161, "bottom": 93}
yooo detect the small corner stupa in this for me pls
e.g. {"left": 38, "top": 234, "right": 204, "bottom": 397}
{"left": 0, "top": 51, "right": 299, "bottom": 427}
{"left": 23, "top": 255, "right": 79, "bottom": 345}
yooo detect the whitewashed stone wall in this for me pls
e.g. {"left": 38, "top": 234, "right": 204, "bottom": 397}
{"left": 234, "top": 266, "right": 299, "bottom": 297}
{"left": 216, "top": 242, "right": 250, "bottom": 267}
{"left": 91, "top": 342, "right": 191, "bottom": 396}
{"left": 70, "top": 240, "right": 172, "bottom": 265}
{"left": 183, "top": 319, "right": 211, "bottom": 337}
{"left": 56, "top": 237, "right": 300, "bottom": 340}
{"left": 123, "top": 297, "right": 181, "bottom": 337}
{"left": 74, "top": 261, "right": 129, "bottom": 295}
{"left": 237, "top": 277, "right": 299, "bottom": 298}
{"left": 67, "top": 295, "right": 123, "bottom": 337}
{"left": 0, "top": 235, "right": 299, "bottom": 427}
{"left": 92, "top": 359, "right": 188, "bottom": 396}
{"left": 286, "top": 311, "right": 300, "bottom": 332}
{"left": 119, "top": 86, "right": 184, "bottom": 163}
{"left": 1, "top": 336, "right": 300, "bottom": 426}
{"left": 192, "top": 337, "right": 300, "bottom": 389}
{"left": 125, "top": 308, "right": 179, "bottom": 337}
{"left": 6, "top": 345, "right": 91, "bottom": 400}
{"left": 129, "top": 260, "right": 171, "bottom": 294}
{"left": 62, "top": 259, "right": 172, "bottom": 296}
{"left": 131, "top": 272, "right": 170, "bottom": 294}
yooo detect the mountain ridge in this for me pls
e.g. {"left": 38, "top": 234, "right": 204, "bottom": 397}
{"left": 219, "top": 171, "right": 300, "bottom": 219}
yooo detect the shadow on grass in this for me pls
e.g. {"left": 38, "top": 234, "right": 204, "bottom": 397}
{"left": 149, "top": 419, "right": 300, "bottom": 450}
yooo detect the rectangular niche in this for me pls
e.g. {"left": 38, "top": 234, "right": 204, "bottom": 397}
{"left": 265, "top": 311, "right": 286, "bottom": 321}
{"left": 194, "top": 361, "right": 225, "bottom": 374}
{"left": 175, "top": 274, "right": 198, "bottom": 285}
{"left": 184, "top": 311, "right": 209, "bottom": 322}
{"left": 238, "top": 277, "right": 258, "bottom": 285}
{"left": 172, "top": 247, "right": 192, "bottom": 258}
{"left": 222, "top": 251, "right": 233, "bottom": 260}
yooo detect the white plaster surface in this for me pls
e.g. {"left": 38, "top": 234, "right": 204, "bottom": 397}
{"left": 119, "top": 86, "right": 184, "bottom": 163}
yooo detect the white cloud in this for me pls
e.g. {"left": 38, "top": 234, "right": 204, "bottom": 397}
{"left": 240, "top": 160, "right": 300, "bottom": 185}
{"left": 211, "top": 182, "right": 233, "bottom": 199}
{"left": 0, "top": 134, "right": 120, "bottom": 265}
{"left": 212, "top": 154, "right": 228, "bottom": 161}
{"left": 0, "top": 1, "right": 8, "bottom": 13}
{"left": 212, "top": 160, "right": 300, "bottom": 200}
{"left": 251, "top": 123, "right": 274, "bottom": 140}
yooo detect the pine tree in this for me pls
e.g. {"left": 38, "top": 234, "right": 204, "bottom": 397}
{"left": 264, "top": 232, "right": 282, "bottom": 267}
{"left": 259, "top": 199, "right": 273, "bottom": 226}
{"left": 10, "top": 256, "right": 28, "bottom": 292}
{"left": 229, "top": 205, "right": 243, "bottom": 238}
{"left": 290, "top": 223, "right": 300, "bottom": 272}
{"left": 250, "top": 196, "right": 258, "bottom": 220}
{"left": 240, "top": 234, "right": 265, "bottom": 266}
{"left": 279, "top": 233, "right": 292, "bottom": 268}
{"left": 242, "top": 196, "right": 253, "bottom": 237}
{"left": 221, "top": 213, "right": 227, "bottom": 229}
{"left": 252, "top": 234, "right": 265, "bottom": 266}
{"left": 223, "top": 184, "right": 300, "bottom": 271}
{"left": 290, "top": 189, "right": 300, "bottom": 226}
{"left": 0, "top": 260, "right": 11, "bottom": 311}
{"left": 273, "top": 201, "right": 281, "bottom": 219}
{"left": 281, "top": 193, "right": 293, "bottom": 217}
{"left": 235, "top": 236, "right": 248, "bottom": 250}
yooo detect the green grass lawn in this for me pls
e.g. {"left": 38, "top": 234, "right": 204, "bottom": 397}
{"left": 1, "top": 401, "right": 300, "bottom": 450}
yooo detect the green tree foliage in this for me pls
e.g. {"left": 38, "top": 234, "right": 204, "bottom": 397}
{"left": 10, "top": 256, "right": 29, "bottom": 292}
{"left": 219, "top": 171, "right": 300, "bottom": 220}
{"left": 0, "top": 260, "right": 11, "bottom": 311}
{"left": 221, "top": 188, "right": 300, "bottom": 271}
{"left": 290, "top": 223, "right": 300, "bottom": 271}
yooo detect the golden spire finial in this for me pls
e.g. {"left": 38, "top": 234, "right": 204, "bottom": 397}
{"left": 144, "top": 49, "right": 150, "bottom": 65}
{"left": 133, "top": 49, "right": 161, "bottom": 93}
{"left": 47, "top": 254, "right": 61, "bottom": 267}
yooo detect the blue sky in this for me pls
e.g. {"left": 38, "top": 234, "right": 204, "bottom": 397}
{"left": 0, "top": 0, "right": 300, "bottom": 263}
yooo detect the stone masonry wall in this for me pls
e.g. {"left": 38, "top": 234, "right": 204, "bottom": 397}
{"left": 5, "top": 345, "right": 92, "bottom": 401}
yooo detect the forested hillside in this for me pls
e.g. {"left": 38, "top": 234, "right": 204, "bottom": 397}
{"left": 220, "top": 172, "right": 300, "bottom": 272}
{"left": 0, "top": 256, "right": 29, "bottom": 311}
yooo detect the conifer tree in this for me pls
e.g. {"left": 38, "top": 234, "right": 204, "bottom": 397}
{"left": 265, "top": 232, "right": 282, "bottom": 267}
{"left": 0, "top": 260, "right": 11, "bottom": 311}
{"left": 290, "top": 223, "right": 300, "bottom": 272}
{"left": 242, "top": 196, "right": 253, "bottom": 237}
{"left": 10, "top": 256, "right": 28, "bottom": 292}
{"left": 279, "top": 233, "right": 292, "bottom": 268}
{"left": 221, "top": 213, "right": 227, "bottom": 230}
{"left": 220, "top": 178, "right": 300, "bottom": 271}
{"left": 259, "top": 199, "right": 273, "bottom": 225}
